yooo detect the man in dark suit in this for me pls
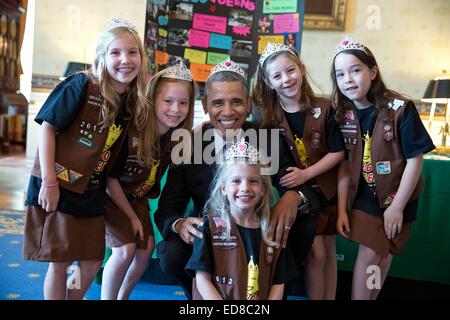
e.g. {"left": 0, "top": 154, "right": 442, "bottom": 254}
{"left": 154, "top": 61, "right": 318, "bottom": 299}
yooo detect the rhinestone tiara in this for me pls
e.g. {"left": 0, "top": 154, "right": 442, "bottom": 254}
{"left": 225, "top": 138, "right": 260, "bottom": 163}
{"left": 208, "top": 59, "right": 247, "bottom": 81}
{"left": 333, "top": 35, "right": 366, "bottom": 57}
{"left": 100, "top": 17, "right": 138, "bottom": 36}
{"left": 162, "top": 63, "right": 193, "bottom": 82}
{"left": 259, "top": 42, "right": 297, "bottom": 66}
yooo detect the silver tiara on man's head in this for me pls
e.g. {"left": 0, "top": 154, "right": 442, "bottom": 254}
{"left": 225, "top": 138, "right": 260, "bottom": 163}
{"left": 333, "top": 35, "right": 366, "bottom": 57}
{"left": 162, "top": 63, "right": 193, "bottom": 82}
{"left": 259, "top": 42, "right": 297, "bottom": 66}
{"left": 208, "top": 59, "right": 247, "bottom": 81}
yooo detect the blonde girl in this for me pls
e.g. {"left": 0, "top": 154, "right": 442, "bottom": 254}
{"left": 22, "top": 17, "right": 148, "bottom": 300}
{"left": 186, "top": 140, "right": 298, "bottom": 300}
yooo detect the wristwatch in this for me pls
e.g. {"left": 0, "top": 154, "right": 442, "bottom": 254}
{"left": 297, "top": 190, "right": 309, "bottom": 213}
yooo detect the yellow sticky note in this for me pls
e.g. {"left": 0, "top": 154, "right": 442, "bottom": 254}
{"left": 184, "top": 48, "right": 207, "bottom": 64}
{"left": 159, "top": 28, "right": 167, "bottom": 37}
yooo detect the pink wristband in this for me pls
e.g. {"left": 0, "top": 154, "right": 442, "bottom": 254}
{"left": 42, "top": 182, "right": 59, "bottom": 188}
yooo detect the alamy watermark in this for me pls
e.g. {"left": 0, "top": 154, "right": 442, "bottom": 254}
{"left": 170, "top": 128, "right": 280, "bottom": 175}
{"left": 366, "top": 5, "right": 381, "bottom": 30}
{"left": 66, "top": 265, "right": 81, "bottom": 290}
{"left": 366, "top": 265, "right": 381, "bottom": 290}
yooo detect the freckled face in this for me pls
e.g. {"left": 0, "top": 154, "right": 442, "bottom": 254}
{"left": 155, "top": 81, "right": 191, "bottom": 134}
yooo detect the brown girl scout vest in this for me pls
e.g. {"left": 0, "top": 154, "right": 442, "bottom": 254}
{"left": 338, "top": 99, "right": 423, "bottom": 208}
{"left": 192, "top": 215, "right": 281, "bottom": 300}
{"left": 31, "top": 75, "right": 128, "bottom": 194}
{"left": 278, "top": 98, "right": 337, "bottom": 200}
{"left": 118, "top": 126, "right": 171, "bottom": 201}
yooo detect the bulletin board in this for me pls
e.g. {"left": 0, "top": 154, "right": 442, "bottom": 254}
{"left": 144, "top": 0, "right": 305, "bottom": 88}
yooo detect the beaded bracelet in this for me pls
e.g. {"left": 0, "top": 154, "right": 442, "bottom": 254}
{"left": 42, "top": 182, "right": 59, "bottom": 188}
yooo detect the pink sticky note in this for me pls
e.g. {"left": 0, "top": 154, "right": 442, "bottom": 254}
{"left": 188, "top": 29, "right": 211, "bottom": 48}
{"left": 193, "top": 13, "right": 227, "bottom": 34}
{"left": 273, "top": 13, "right": 300, "bottom": 34}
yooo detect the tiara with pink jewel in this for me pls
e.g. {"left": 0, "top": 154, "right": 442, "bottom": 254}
{"left": 333, "top": 36, "right": 366, "bottom": 57}
{"left": 225, "top": 138, "right": 260, "bottom": 163}
{"left": 259, "top": 42, "right": 297, "bottom": 66}
{"left": 208, "top": 59, "right": 247, "bottom": 81}
{"left": 162, "top": 63, "right": 193, "bottom": 82}
{"left": 100, "top": 17, "right": 138, "bottom": 36}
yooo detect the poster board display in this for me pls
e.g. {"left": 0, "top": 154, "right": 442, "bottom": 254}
{"left": 144, "top": 0, "right": 305, "bottom": 90}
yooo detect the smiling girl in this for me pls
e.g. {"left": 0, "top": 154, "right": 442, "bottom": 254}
{"left": 186, "top": 139, "right": 297, "bottom": 300}
{"left": 22, "top": 17, "right": 148, "bottom": 300}
{"left": 253, "top": 43, "right": 345, "bottom": 300}
{"left": 102, "top": 64, "right": 196, "bottom": 299}
{"left": 331, "top": 36, "right": 435, "bottom": 299}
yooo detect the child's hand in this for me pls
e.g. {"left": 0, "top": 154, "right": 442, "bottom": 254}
{"left": 336, "top": 211, "right": 350, "bottom": 238}
{"left": 38, "top": 185, "right": 60, "bottom": 213}
{"left": 131, "top": 217, "right": 144, "bottom": 241}
{"left": 383, "top": 204, "right": 403, "bottom": 239}
{"left": 279, "top": 167, "right": 309, "bottom": 188}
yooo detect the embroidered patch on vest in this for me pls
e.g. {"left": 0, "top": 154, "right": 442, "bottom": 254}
{"left": 54, "top": 162, "right": 65, "bottom": 175}
{"left": 77, "top": 130, "right": 95, "bottom": 148}
{"left": 131, "top": 160, "right": 160, "bottom": 199}
{"left": 57, "top": 169, "right": 70, "bottom": 182}
{"left": 313, "top": 107, "right": 321, "bottom": 119}
{"left": 69, "top": 170, "right": 83, "bottom": 183}
{"left": 266, "top": 246, "right": 274, "bottom": 264}
{"left": 311, "top": 130, "right": 321, "bottom": 146}
{"left": 383, "top": 121, "right": 394, "bottom": 141}
{"left": 384, "top": 131, "right": 393, "bottom": 141}
{"left": 384, "top": 192, "right": 396, "bottom": 205}
{"left": 339, "top": 122, "right": 358, "bottom": 134}
{"left": 212, "top": 217, "right": 226, "bottom": 228}
{"left": 132, "top": 137, "right": 139, "bottom": 148}
{"left": 376, "top": 161, "right": 391, "bottom": 175}
{"left": 345, "top": 110, "right": 355, "bottom": 120}
{"left": 212, "top": 237, "right": 237, "bottom": 248}
{"left": 388, "top": 99, "right": 405, "bottom": 111}
{"left": 247, "top": 256, "right": 259, "bottom": 300}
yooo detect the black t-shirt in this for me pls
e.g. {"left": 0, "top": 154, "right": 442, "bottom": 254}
{"left": 109, "top": 133, "right": 129, "bottom": 179}
{"left": 110, "top": 133, "right": 170, "bottom": 179}
{"left": 25, "top": 73, "right": 129, "bottom": 217}
{"left": 185, "top": 216, "right": 298, "bottom": 286}
{"left": 353, "top": 102, "right": 435, "bottom": 222}
{"left": 283, "top": 109, "right": 344, "bottom": 205}
{"left": 109, "top": 133, "right": 170, "bottom": 201}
